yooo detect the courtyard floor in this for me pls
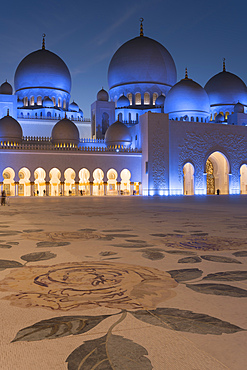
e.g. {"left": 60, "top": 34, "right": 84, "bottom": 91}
{"left": 0, "top": 195, "right": 247, "bottom": 369}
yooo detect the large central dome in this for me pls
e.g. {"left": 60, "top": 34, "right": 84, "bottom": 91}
{"left": 108, "top": 36, "right": 177, "bottom": 90}
{"left": 14, "top": 48, "right": 71, "bottom": 94}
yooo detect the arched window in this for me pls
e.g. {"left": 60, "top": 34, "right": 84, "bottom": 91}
{"left": 153, "top": 93, "right": 158, "bottom": 105}
{"left": 30, "top": 96, "right": 34, "bottom": 106}
{"left": 225, "top": 112, "right": 229, "bottom": 120}
{"left": 52, "top": 97, "right": 56, "bottom": 106}
{"left": 47, "top": 112, "right": 51, "bottom": 118}
{"left": 40, "top": 112, "right": 42, "bottom": 117}
{"left": 201, "top": 117, "right": 203, "bottom": 122}
{"left": 37, "top": 96, "right": 42, "bottom": 105}
{"left": 214, "top": 113, "right": 217, "bottom": 120}
{"left": 136, "top": 113, "right": 139, "bottom": 122}
{"left": 191, "top": 116, "right": 194, "bottom": 122}
{"left": 196, "top": 117, "right": 199, "bottom": 122}
{"left": 135, "top": 93, "right": 141, "bottom": 105}
{"left": 24, "top": 97, "right": 28, "bottom": 107}
{"left": 118, "top": 113, "right": 123, "bottom": 122}
{"left": 127, "top": 93, "right": 132, "bottom": 105}
{"left": 58, "top": 98, "right": 62, "bottom": 108}
{"left": 129, "top": 112, "right": 131, "bottom": 122}
{"left": 144, "top": 92, "right": 150, "bottom": 105}
{"left": 63, "top": 99, "right": 66, "bottom": 109}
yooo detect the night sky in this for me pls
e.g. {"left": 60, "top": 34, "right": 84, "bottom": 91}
{"left": 0, "top": 0, "right": 246, "bottom": 117}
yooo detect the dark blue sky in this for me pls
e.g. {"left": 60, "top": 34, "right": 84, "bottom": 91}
{"left": 0, "top": 0, "right": 246, "bottom": 117}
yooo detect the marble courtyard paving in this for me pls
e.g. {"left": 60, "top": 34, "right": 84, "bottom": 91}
{"left": 0, "top": 195, "right": 246, "bottom": 370}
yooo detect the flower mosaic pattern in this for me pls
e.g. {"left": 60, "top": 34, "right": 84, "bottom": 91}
{"left": 0, "top": 262, "right": 177, "bottom": 311}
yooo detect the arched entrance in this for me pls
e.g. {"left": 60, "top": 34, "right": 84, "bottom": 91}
{"left": 18, "top": 167, "right": 31, "bottom": 196}
{"left": 120, "top": 169, "right": 131, "bottom": 195}
{"left": 183, "top": 163, "right": 194, "bottom": 195}
{"left": 2, "top": 167, "right": 15, "bottom": 196}
{"left": 34, "top": 168, "right": 46, "bottom": 196}
{"left": 93, "top": 168, "right": 104, "bottom": 196}
{"left": 107, "top": 169, "right": 118, "bottom": 195}
{"left": 49, "top": 168, "right": 61, "bottom": 196}
{"left": 206, "top": 152, "right": 229, "bottom": 194}
{"left": 79, "top": 168, "right": 90, "bottom": 195}
{"left": 240, "top": 164, "right": 247, "bottom": 194}
{"left": 64, "top": 168, "right": 76, "bottom": 196}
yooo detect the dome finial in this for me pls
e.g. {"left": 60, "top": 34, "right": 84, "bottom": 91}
{"left": 223, "top": 58, "right": 226, "bottom": 72}
{"left": 42, "top": 33, "right": 46, "bottom": 50}
{"left": 185, "top": 67, "right": 188, "bottom": 79}
{"left": 139, "top": 18, "right": 144, "bottom": 37}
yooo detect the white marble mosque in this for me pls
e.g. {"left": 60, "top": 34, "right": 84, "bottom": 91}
{"left": 0, "top": 22, "right": 247, "bottom": 197}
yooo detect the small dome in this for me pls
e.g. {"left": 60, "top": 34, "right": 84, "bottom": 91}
{"left": 51, "top": 117, "right": 79, "bottom": 146}
{"left": 164, "top": 77, "right": 210, "bottom": 118}
{"left": 234, "top": 102, "right": 244, "bottom": 114}
{"left": 0, "top": 114, "right": 22, "bottom": 143}
{"left": 117, "top": 95, "right": 130, "bottom": 108}
{"left": 105, "top": 120, "right": 132, "bottom": 147}
{"left": 97, "top": 88, "right": 109, "bottom": 101}
{"left": 205, "top": 70, "right": 247, "bottom": 107}
{"left": 69, "top": 101, "right": 79, "bottom": 112}
{"left": 155, "top": 94, "right": 166, "bottom": 107}
{"left": 215, "top": 113, "right": 225, "bottom": 122}
{"left": 43, "top": 96, "right": 54, "bottom": 108}
{"left": 17, "top": 98, "right": 23, "bottom": 108}
{"left": 0, "top": 81, "right": 13, "bottom": 95}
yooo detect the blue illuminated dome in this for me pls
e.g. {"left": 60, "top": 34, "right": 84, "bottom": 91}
{"left": 15, "top": 49, "right": 71, "bottom": 93}
{"left": 51, "top": 117, "right": 79, "bottom": 146}
{"left": 105, "top": 120, "right": 132, "bottom": 147}
{"left": 117, "top": 95, "right": 130, "bottom": 108}
{"left": 0, "top": 81, "right": 13, "bottom": 95}
{"left": 43, "top": 97, "right": 54, "bottom": 108}
{"left": 0, "top": 113, "right": 22, "bottom": 143}
{"left": 164, "top": 73, "right": 210, "bottom": 121}
{"left": 204, "top": 70, "right": 247, "bottom": 108}
{"left": 14, "top": 42, "right": 71, "bottom": 108}
{"left": 69, "top": 101, "right": 79, "bottom": 112}
{"left": 108, "top": 34, "right": 177, "bottom": 103}
{"left": 155, "top": 94, "right": 166, "bottom": 107}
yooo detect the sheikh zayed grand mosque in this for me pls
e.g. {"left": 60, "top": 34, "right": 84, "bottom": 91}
{"left": 0, "top": 21, "right": 247, "bottom": 197}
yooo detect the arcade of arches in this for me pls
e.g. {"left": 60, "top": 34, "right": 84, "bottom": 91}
{"left": 183, "top": 152, "right": 246, "bottom": 195}
{"left": 1, "top": 168, "right": 140, "bottom": 196}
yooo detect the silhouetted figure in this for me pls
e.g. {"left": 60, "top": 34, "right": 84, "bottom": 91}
{"left": 43, "top": 189, "right": 46, "bottom": 196}
{"left": 1, "top": 190, "right": 6, "bottom": 206}
{"left": 217, "top": 189, "right": 220, "bottom": 195}
{"left": 37, "top": 190, "right": 39, "bottom": 196}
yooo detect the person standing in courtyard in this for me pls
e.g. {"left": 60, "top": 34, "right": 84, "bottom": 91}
{"left": 1, "top": 190, "right": 6, "bottom": 206}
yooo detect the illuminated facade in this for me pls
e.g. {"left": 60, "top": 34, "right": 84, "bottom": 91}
{"left": 0, "top": 25, "right": 247, "bottom": 197}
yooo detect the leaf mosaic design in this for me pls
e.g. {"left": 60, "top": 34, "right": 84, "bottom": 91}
{"left": 12, "top": 315, "right": 110, "bottom": 342}
{"left": 20, "top": 251, "right": 57, "bottom": 263}
{"left": 186, "top": 283, "right": 247, "bottom": 297}
{"left": 141, "top": 250, "right": 164, "bottom": 260}
{"left": 23, "top": 229, "right": 44, "bottom": 233}
{"left": 164, "top": 250, "right": 196, "bottom": 255}
{"left": 66, "top": 334, "right": 152, "bottom": 370}
{"left": 131, "top": 308, "right": 244, "bottom": 335}
{"left": 178, "top": 256, "right": 202, "bottom": 263}
{"left": 167, "top": 268, "right": 203, "bottom": 282}
{"left": 232, "top": 251, "right": 247, "bottom": 257}
{"left": 0, "top": 259, "right": 23, "bottom": 268}
{"left": 202, "top": 271, "right": 247, "bottom": 282}
{"left": 200, "top": 255, "right": 242, "bottom": 264}
{"left": 36, "top": 241, "right": 70, "bottom": 248}
{"left": 0, "top": 244, "right": 12, "bottom": 249}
